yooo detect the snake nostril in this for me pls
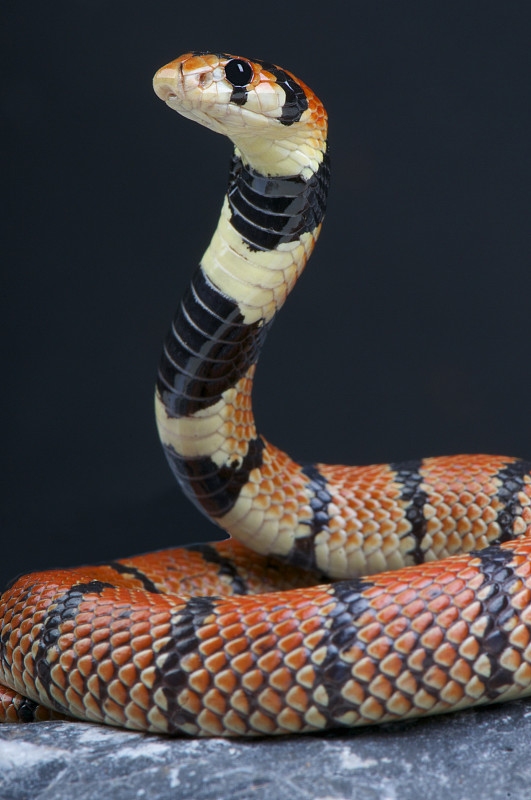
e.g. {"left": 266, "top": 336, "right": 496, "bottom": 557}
{"left": 198, "top": 72, "right": 210, "bottom": 89}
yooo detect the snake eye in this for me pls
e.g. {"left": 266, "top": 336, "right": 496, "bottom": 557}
{"left": 225, "top": 59, "right": 253, "bottom": 87}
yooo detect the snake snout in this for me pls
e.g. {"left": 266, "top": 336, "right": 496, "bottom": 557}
{"left": 153, "top": 66, "right": 181, "bottom": 102}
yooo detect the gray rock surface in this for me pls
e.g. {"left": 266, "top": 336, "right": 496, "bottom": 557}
{"left": 1, "top": 700, "right": 530, "bottom": 800}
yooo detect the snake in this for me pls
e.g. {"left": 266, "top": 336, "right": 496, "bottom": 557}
{"left": 1, "top": 52, "right": 530, "bottom": 738}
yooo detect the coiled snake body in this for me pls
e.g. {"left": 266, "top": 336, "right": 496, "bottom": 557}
{"left": 1, "top": 52, "right": 530, "bottom": 737}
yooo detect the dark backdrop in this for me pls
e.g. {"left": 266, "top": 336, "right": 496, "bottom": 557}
{"left": 3, "top": 2, "right": 530, "bottom": 589}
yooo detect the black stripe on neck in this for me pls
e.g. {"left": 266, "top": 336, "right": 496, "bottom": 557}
{"left": 157, "top": 266, "right": 270, "bottom": 417}
{"left": 252, "top": 59, "right": 308, "bottom": 125}
{"left": 163, "top": 436, "right": 265, "bottom": 518}
{"left": 227, "top": 150, "right": 330, "bottom": 252}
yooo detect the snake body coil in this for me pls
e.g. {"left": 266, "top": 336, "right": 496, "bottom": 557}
{"left": 1, "top": 53, "right": 530, "bottom": 737}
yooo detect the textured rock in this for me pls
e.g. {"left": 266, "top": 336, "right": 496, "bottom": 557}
{"left": 1, "top": 700, "right": 530, "bottom": 800}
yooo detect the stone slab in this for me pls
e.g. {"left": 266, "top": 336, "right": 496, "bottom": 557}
{"left": 1, "top": 699, "right": 530, "bottom": 800}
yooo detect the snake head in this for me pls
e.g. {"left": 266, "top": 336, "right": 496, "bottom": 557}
{"left": 153, "top": 51, "right": 327, "bottom": 177}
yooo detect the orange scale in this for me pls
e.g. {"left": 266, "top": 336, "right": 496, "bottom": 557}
{"left": 66, "top": 668, "right": 85, "bottom": 696}
{"left": 434, "top": 642, "right": 458, "bottom": 667}
{"left": 12, "top": 650, "right": 23, "bottom": 673}
{"left": 242, "top": 615, "right": 269, "bottom": 637}
{"left": 107, "top": 679, "right": 128, "bottom": 707}
{"left": 213, "top": 668, "right": 238, "bottom": 695}
{"left": 110, "top": 645, "right": 132, "bottom": 667}
{"left": 258, "top": 686, "right": 283, "bottom": 715}
{"left": 251, "top": 634, "right": 277, "bottom": 656}
{"left": 446, "top": 620, "right": 469, "bottom": 645}
{"left": 394, "top": 631, "right": 418, "bottom": 655}
{"left": 242, "top": 669, "right": 264, "bottom": 693}
{"left": 407, "top": 648, "right": 430, "bottom": 672}
{"left": 129, "top": 620, "right": 152, "bottom": 637}
{"left": 229, "top": 688, "right": 250, "bottom": 715}
{"left": 203, "top": 687, "right": 227, "bottom": 716}
{"left": 91, "top": 606, "right": 115, "bottom": 622}
{"left": 73, "top": 638, "right": 92, "bottom": 658}
{"left": 376, "top": 604, "right": 400, "bottom": 625}
{"left": 150, "top": 623, "right": 172, "bottom": 640}
{"left": 457, "top": 566, "right": 482, "bottom": 582}
{"left": 481, "top": 507, "right": 497, "bottom": 525}
{"left": 293, "top": 604, "right": 320, "bottom": 622}
{"left": 423, "top": 665, "right": 448, "bottom": 691}
{"left": 420, "top": 626, "right": 444, "bottom": 651}
{"left": 230, "top": 651, "right": 255, "bottom": 674}
{"left": 269, "top": 666, "right": 293, "bottom": 693}
{"left": 220, "top": 622, "right": 246, "bottom": 641}
{"left": 77, "top": 654, "right": 95, "bottom": 679}
{"left": 132, "top": 650, "right": 153, "bottom": 671}
{"left": 117, "top": 662, "right": 137, "bottom": 688}
{"left": 368, "top": 673, "right": 393, "bottom": 701}
{"left": 199, "top": 623, "right": 223, "bottom": 640}
{"left": 426, "top": 595, "right": 451, "bottom": 617}
{"left": 352, "top": 657, "right": 376, "bottom": 684}
{"left": 59, "top": 650, "right": 76, "bottom": 672}
{"left": 196, "top": 708, "right": 224, "bottom": 735}
{"left": 453, "top": 588, "right": 477, "bottom": 609}
{"left": 358, "top": 622, "right": 382, "bottom": 644}
{"left": 260, "top": 479, "right": 275, "bottom": 495}
{"left": 515, "top": 560, "right": 531, "bottom": 579}
{"left": 92, "top": 642, "right": 110, "bottom": 662}
{"left": 284, "top": 647, "right": 308, "bottom": 672}
{"left": 199, "top": 637, "right": 224, "bottom": 657}
{"left": 500, "top": 647, "right": 521, "bottom": 672}
{"left": 269, "top": 608, "right": 297, "bottom": 639}
{"left": 440, "top": 680, "right": 464, "bottom": 704}
{"left": 178, "top": 652, "right": 202, "bottom": 675}
{"left": 57, "top": 633, "right": 76, "bottom": 650}
{"left": 19, "top": 617, "right": 35, "bottom": 636}
{"left": 394, "top": 588, "right": 417, "bottom": 607}
{"left": 366, "top": 636, "right": 391, "bottom": 661}
{"left": 204, "top": 651, "right": 227, "bottom": 674}
{"left": 298, "top": 616, "right": 322, "bottom": 636}
{"left": 296, "top": 664, "right": 316, "bottom": 690}
{"left": 512, "top": 587, "right": 531, "bottom": 610}
{"left": 83, "top": 693, "right": 105, "bottom": 721}
{"left": 91, "top": 625, "right": 111, "bottom": 643}
{"left": 444, "top": 578, "right": 466, "bottom": 597}
{"left": 450, "top": 503, "right": 466, "bottom": 520}
{"left": 410, "top": 611, "right": 434, "bottom": 635}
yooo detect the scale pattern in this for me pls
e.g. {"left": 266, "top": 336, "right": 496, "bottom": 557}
{"left": 1, "top": 52, "right": 530, "bottom": 736}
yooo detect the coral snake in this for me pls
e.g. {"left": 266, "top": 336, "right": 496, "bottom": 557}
{"left": 1, "top": 52, "right": 530, "bottom": 737}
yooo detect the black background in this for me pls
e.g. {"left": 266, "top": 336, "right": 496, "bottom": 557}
{"left": 3, "top": 2, "right": 530, "bottom": 589}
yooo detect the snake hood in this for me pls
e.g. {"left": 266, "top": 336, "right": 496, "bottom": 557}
{"left": 153, "top": 51, "right": 328, "bottom": 178}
